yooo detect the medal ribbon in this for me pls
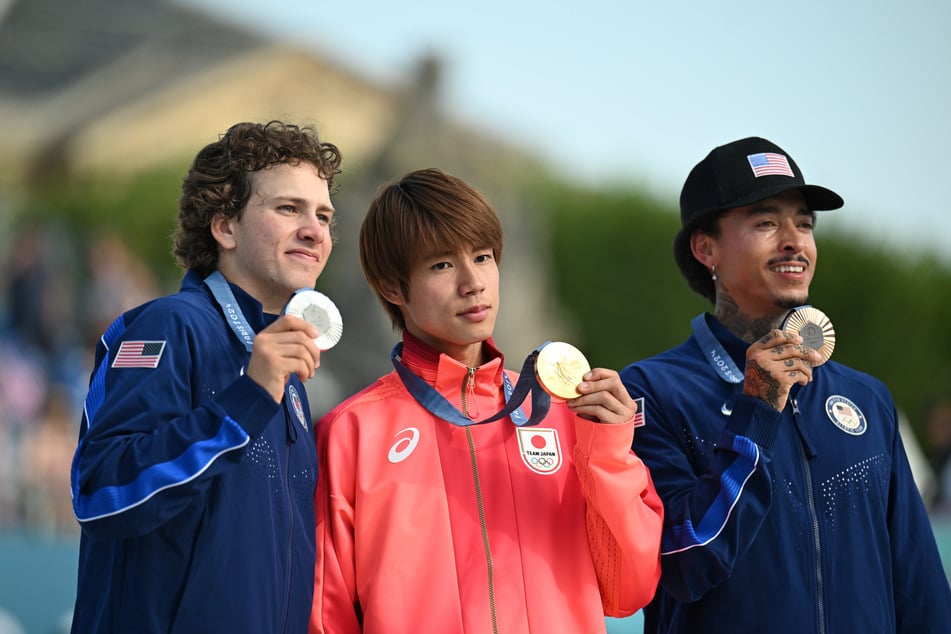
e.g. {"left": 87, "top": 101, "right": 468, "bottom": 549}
{"left": 204, "top": 271, "right": 256, "bottom": 352}
{"left": 391, "top": 342, "right": 552, "bottom": 427}
{"left": 205, "top": 272, "right": 302, "bottom": 434}
{"left": 691, "top": 314, "right": 744, "bottom": 384}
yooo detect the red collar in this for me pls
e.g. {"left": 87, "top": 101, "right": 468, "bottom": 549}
{"left": 400, "top": 331, "right": 504, "bottom": 385}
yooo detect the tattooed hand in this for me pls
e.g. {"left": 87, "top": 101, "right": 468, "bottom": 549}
{"left": 743, "top": 329, "right": 823, "bottom": 411}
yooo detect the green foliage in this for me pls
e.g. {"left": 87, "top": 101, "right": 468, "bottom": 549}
{"left": 535, "top": 182, "right": 706, "bottom": 365}
{"left": 533, "top": 179, "right": 951, "bottom": 441}
{"left": 811, "top": 237, "right": 951, "bottom": 425}
{"left": 28, "top": 167, "right": 186, "bottom": 289}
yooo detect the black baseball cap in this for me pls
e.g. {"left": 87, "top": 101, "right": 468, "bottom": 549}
{"left": 679, "top": 136, "right": 844, "bottom": 227}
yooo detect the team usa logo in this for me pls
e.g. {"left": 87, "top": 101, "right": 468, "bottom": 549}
{"left": 825, "top": 395, "right": 867, "bottom": 436}
{"left": 288, "top": 385, "right": 308, "bottom": 430}
{"left": 516, "top": 428, "right": 562, "bottom": 475}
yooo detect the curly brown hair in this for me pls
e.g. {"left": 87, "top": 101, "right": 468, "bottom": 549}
{"left": 173, "top": 120, "right": 342, "bottom": 277}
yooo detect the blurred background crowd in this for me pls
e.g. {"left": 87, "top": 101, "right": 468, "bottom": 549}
{"left": 0, "top": 222, "right": 158, "bottom": 535}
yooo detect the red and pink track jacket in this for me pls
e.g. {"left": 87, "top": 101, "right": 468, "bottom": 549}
{"left": 311, "top": 336, "right": 662, "bottom": 633}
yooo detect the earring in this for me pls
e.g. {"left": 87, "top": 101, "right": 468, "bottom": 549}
{"left": 711, "top": 265, "right": 718, "bottom": 281}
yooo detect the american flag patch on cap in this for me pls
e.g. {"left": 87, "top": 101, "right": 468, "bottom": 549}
{"left": 112, "top": 340, "right": 166, "bottom": 369}
{"left": 747, "top": 152, "right": 794, "bottom": 178}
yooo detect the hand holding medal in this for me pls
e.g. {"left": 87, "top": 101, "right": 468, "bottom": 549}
{"left": 394, "top": 338, "right": 634, "bottom": 427}
{"left": 284, "top": 289, "right": 344, "bottom": 350}
{"left": 535, "top": 341, "right": 636, "bottom": 425}
{"left": 780, "top": 305, "right": 835, "bottom": 366}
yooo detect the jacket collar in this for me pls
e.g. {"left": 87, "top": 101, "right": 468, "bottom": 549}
{"left": 185, "top": 269, "right": 277, "bottom": 334}
{"left": 400, "top": 330, "right": 505, "bottom": 390}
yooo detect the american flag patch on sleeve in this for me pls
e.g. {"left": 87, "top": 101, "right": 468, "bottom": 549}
{"left": 633, "top": 397, "right": 646, "bottom": 428}
{"left": 112, "top": 340, "right": 167, "bottom": 369}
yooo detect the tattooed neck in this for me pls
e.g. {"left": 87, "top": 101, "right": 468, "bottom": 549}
{"left": 714, "top": 294, "right": 784, "bottom": 343}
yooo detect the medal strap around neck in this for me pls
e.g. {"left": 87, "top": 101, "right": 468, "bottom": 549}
{"left": 391, "top": 342, "right": 552, "bottom": 427}
{"left": 691, "top": 314, "right": 744, "bottom": 384}
{"left": 204, "top": 271, "right": 256, "bottom": 352}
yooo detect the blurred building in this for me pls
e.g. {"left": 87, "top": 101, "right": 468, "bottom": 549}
{"left": 0, "top": 0, "right": 573, "bottom": 415}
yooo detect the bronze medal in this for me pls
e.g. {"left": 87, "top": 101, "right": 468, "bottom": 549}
{"left": 781, "top": 305, "right": 835, "bottom": 365}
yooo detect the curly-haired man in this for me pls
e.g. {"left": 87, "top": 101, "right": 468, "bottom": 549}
{"left": 70, "top": 121, "right": 342, "bottom": 633}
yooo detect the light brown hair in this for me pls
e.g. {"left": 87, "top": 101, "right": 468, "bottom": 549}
{"left": 359, "top": 168, "right": 503, "bottom": 330}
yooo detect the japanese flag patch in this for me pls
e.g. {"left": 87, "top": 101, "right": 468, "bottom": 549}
{"left": 516, "top": 427, "right": 562, "bottom": 475}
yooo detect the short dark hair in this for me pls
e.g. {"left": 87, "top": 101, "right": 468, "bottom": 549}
{"left": 673, "top": 212, "right": 721, "bottom": 304}
{"left": 173, "top": 120, "right": 342, "bottom": 277}
{"left": 359, "top": 168, "right": 503, "bottom": 330}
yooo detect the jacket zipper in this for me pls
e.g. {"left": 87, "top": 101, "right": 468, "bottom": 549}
{"left": 280, "top": 441, "right": 294, "bottom": 631}
{"left": 793, "top": 398, "right": 826, "bottom": 634}
{"left": 462, "top": 367, "right": 497, "bottom": 633}
{"left": 279, "top": 396, "right": 298, "bottom": 633}
{"left": 461, "top": 367, "right": 479, "bottom": 419}
{"left": 465, "top": 426, "right": 498, "bottom": 634}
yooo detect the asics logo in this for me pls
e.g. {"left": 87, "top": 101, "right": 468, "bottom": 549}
{"left": 388, "top": 427, "right": 420, "bottom": 464}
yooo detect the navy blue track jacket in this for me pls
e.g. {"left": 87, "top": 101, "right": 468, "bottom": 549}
{"left": 621, "top": 313, "right": 951, "bottom": 633}
{"left": 70, "top": 270, "right": 318, "bottom": 633}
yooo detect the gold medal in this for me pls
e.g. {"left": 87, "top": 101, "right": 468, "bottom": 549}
{"left": 284, "top": 290, "right": 344, "bottom": 350}
{"left": 535, "top": 341, "right": 591, "bottom": 399}
{"left": 781, "top": 305, "right": 835, "bottom": 365}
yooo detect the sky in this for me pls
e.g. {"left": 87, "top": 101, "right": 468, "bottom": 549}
{"left": 185, "top": 0, "right": 951, "bottom": 262}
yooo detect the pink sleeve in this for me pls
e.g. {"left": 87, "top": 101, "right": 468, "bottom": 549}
{"left": 573, "top": 418, "right": 664, "bottom": 617}
{"left": 310, "top": 417, "right": 362, "bottom": 634}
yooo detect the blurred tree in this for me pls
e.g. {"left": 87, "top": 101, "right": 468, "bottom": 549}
{"left": 538, "top": 180, "right": 951, "bottom": 444}
{"left": 30, "top": 167, "right": 185, "bottom": 290}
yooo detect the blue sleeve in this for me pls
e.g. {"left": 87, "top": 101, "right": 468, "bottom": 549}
{"left": 622, "top": 365, "right": 782, "bottom": 602}
{"left": 70, "top": 303, "right": 281, "bottom": 539}
{"left": 885, "top": 400, "right": 951, "bottom": 631}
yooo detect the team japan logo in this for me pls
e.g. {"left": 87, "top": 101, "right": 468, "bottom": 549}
{"left": 516, "top": 428, "right": 562, "bottom": 475}
{"left": 825, "top": 395, "right": 867, "bottom": 436}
